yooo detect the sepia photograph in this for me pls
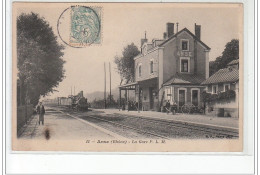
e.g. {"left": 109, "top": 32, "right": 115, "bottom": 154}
{"left": 12, "top": 2, "right": 243, "bottom": 152}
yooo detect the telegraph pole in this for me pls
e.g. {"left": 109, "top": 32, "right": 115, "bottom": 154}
{"left": 104, "top": 62, "right": 107, "bottom": 109}
{"left": 109, "top": 62, "right": 112, "bottom": 105}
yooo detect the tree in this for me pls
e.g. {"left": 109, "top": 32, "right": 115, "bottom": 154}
{"left": 107, "top": 94, "right": 117, "bottom": 106}
{"left": 114, "top": 43, "right": 140, "bottom": 84}
{"left": 17, "top": 13, "right": 65, "bottom": 106}
{"left": 209, "top": 39, "right": 239, "bottom": 76}
{"left": 209, "top": 56, "right": 221, "bottom": 76}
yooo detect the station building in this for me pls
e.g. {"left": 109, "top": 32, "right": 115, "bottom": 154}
{"left": 201, "top": 60, "right": 239, "bottom": 117}
{"left": 119, "top": 23, "right": 211, "bottom": 111}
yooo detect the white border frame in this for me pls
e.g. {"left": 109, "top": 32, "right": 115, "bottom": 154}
{"left": 3, "top": 0, "right": 256, "bottom": 174}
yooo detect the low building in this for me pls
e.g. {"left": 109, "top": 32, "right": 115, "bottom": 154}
{"left": 119, "top": 23, "right": 211, "bottom": 111}
{"left": 201, "top": 60, "right": 239, "bottom": 117}
{"left": 59, "top": 97, "right": 72, "bottom": 106}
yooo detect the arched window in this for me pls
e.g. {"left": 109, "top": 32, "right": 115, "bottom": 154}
{"left": 138, "top": 64, "right": 142, "bottom": 77}
{"left": 150, "top": 60, "right": 154, "bottom": 74}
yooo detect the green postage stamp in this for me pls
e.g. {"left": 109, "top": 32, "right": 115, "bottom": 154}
{"left": 69, "top": 6, "right": 102, "bottom": 46}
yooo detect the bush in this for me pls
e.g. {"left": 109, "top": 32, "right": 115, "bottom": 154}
{"left": 202, "top": 90, "right": 236, "bottom": 102}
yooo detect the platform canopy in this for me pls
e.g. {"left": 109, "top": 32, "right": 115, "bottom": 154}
{"left": 118, "top": 82, "right": 138, "bottom": 90}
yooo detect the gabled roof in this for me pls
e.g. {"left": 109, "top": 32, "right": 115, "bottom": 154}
{"left": 201, "top": 68, "right": 239, "bottom": 85}
{"left": 164, "top": 73, "right": 205, "bottom": 86}
{"left": 227, "top": 59, "right": 239, "bottom": 66}
{"left": 134, "top": 27, "right": 211, "bottom": 60}
{"left": 159, "top": 28, "right": 211, "bottom": 50}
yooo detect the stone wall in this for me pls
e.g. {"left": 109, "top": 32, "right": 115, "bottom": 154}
{"left": 206, "top": 98, "right": 239, "bottom": 118}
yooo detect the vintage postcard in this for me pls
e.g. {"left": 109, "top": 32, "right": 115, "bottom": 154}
{"left": 12, "top": 2, "right": 243, "bottom": 152}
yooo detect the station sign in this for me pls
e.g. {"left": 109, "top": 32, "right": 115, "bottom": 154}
{"left": 177, "top": 51, "right": 193, "bottom": 57}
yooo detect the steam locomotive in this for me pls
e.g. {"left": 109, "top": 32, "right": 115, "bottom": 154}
{"left": 68, "top": 91, "right": 88, "bottom": 111}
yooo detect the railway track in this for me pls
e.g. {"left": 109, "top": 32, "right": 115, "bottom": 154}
{"left": 111, "top": 114, "right": 239, "bottom": 138}
{"left": 52, "top": 106, "right": 238, "bottom": 139}
{"left": 82, "top": 115, "right": 171, "bottom": 139}
{"left": 53, "top": 107, "right": 170, "bottom": 139}
{"left": 82, "top": 113, "right": 238, "bottom": 139}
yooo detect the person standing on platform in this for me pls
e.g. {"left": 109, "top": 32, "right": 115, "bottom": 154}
{"left": 37, "top": 102, "right": 45, "bottom": 125}
{"left": 165, "top": 100, "right": 171, "bottom": 114}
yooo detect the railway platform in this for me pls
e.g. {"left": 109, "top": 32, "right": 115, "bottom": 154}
{"left": 18, "top": 107, "right": 116, "bottom": 139}
{"left": 93, "top": 108, "right": 239, "bottom": 130}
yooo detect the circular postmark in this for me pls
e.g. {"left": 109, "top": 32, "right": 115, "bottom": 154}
{"left": 57, "top": 6, "right": 101, "bottom": 48}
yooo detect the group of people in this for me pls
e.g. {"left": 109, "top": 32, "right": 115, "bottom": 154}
{"left": 165, "top": 100, "right": 178, "bottom": 114}
{"left": 119, "top": 101, "right": 139, "bottom": 111}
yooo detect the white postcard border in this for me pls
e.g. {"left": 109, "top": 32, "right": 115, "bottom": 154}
{"left": 4, "top": 0, "right": 255, "bottom": 174}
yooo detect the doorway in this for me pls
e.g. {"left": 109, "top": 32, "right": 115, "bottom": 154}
{"left": 178, "top": 89, "right": 186, "bottom": 108}
{"left": 149, "top": 87, "right": 154, "bottom": 110}
{"left": 192, "top": 90, "right": 199, "bottom": 106}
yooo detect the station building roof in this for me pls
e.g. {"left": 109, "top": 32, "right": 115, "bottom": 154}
{"left": 201, "top": 68, "right": 239, "bottom": 85}
{"left": 164, "top": 73, "right": 205, "bottom": 86}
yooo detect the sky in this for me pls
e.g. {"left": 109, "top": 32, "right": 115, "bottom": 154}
{"left": 14, "top": 3, "right": 243, "bottom": 98}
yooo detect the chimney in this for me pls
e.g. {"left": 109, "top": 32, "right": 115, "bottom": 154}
{"left": 166, "top": 23, "right": 174, "bottom": 38}
{"left": 141, "top": 39, "right": 147, "bottom": 47}
{"left": 195, "top": 23, "right": 201, "bottom": 40}
{"left": 141, "top": 31, "right": 148, "bottom": 47}
{"left": 163, "top": 32, "right": 167, "bottom": 40}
